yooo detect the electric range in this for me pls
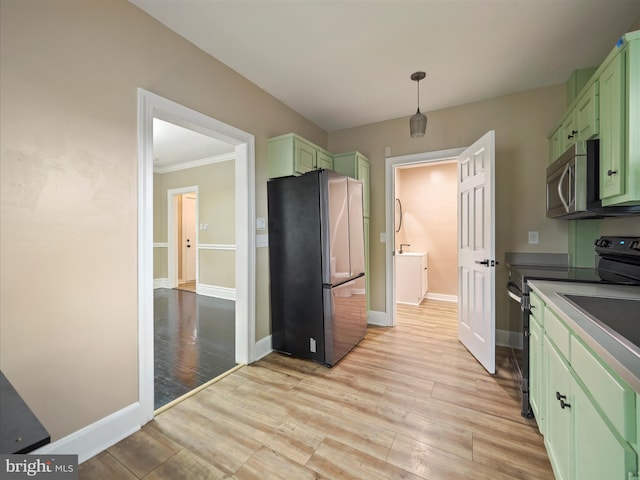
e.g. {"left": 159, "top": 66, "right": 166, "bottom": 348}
{"left": 506, "top": 236, "right": 640, "bottom": 418}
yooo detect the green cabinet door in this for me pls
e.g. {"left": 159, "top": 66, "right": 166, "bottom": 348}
{"left": 316, "top": 149, "right": 333, "bottom": 170}
{"left": 561, "top": 111, "right": 577, "bottom": 151}
{"left": 550, "top": 127, "right": 562, "bottom": 163}
{"left": 268, "top": 133, "right": 333, "bottom": 178}
{"left": 599, "top": 52, "right": 626, "bottom": 199}
{"left": 544, "top": 336, "right": 573, "bottom": 480}
{"left": 575, "top": 81, "right": 599, "bottom": 141}
{"left": 573, "top": 377, "right": 637, "bottom": 480}
{"left": 294, "top": 137, "right": 317, "bottom": 174}
{"left": 530, "top": 316, "right": 544, "bottom": 433}
{"left": 333, "top": 151, "right": 370, "bottom": 218}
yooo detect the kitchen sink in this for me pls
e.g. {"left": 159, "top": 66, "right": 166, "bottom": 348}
{"left": 561, "top": 294, "right": 640, "bottom": 357}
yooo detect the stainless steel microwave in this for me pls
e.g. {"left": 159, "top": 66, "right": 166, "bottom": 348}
{"left": 546, "top": 141, "right": 600, "bottom": 219}
{"left": 546, "top": 140, "right": 640, "bottom": 219}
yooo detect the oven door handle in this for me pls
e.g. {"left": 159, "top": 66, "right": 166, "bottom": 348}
{"left": 506, "top": 281, "right": 523, "bottom": 303}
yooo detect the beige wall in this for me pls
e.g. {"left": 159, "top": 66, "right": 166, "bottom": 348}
{"left": 0, "top": 0, "right": 325, "bottom": 441}
{"left": 395, "top": 162, "right": 458, "bottom": 296}
{"left": 329, "top": 85, "right": 570, "bottom": 330}
{"left": 153, "top": 161, "right": 236, "bottom": 289}
{"left": 329, "top": 84, "right": 640, "bottom": 330}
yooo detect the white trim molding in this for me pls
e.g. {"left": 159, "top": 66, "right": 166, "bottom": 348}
{"left": 367, "top": 310, "right": 389, "bottom": 327}
{"left": 198, "top": 284, "right": 236, "bottom": 300}
{"left": 154, "top": 278, "right": 170, "bottom": 289}
{"left": 154, "top": 152, "right": 235, "bottom": 174}
{"left": 425, "top": 292, "right": 458, "bottom": 303}
{"left": 254, "top": 335, "right": 273, "bottom": 361}
{"left": 199, "top": 243, "right": 236, "bottom": 251}
{"left": 35, "top": 403, "right": 140, "bottom": 464}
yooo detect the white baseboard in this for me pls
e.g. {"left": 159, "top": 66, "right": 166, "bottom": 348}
{"left": 254, "top": 335, "right": 272, "bottom": 361}
{"left": 153, "top": 278, "right": 169, "bottom": 289}
{"left": 34, "top": 403, "right": 141, "bottom": 464}
{"left": 198, "top": 284, "right": 236, "bottom": 300}
{"left": 425, "top": 292, "right": 458, "bottom": 303}
{"left": 367, "top": 310, "right": 389, "bottom": 326}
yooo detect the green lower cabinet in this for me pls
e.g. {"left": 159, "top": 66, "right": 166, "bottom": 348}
{"left": 529, "top": 315, "right": 544, "bottom": 433}
{"left": 573, "top": 378, "right": 638, "bottom": 480}
{"left": 534, "top": 291, "right": 640, "bottom": 480}
{"left": 544, "top": 336, "right": 573, "bottom": 480}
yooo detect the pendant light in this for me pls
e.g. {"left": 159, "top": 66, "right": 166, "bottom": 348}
{"left": 410, "top": 71, "right": 427, "bottom": 138}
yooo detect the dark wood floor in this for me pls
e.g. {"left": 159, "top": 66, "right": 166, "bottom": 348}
{"left": 154, "top": 288, "right": 237, "bottom": 410}
{"left": 80, "top": 300, "right": 553, "bottom": 479}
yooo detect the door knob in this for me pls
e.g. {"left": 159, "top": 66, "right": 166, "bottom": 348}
{"left": 475, "top": 259, "right": 489, "bottom": 266}
{"left": 607, "top": 169, "right": 618, "bottom": 176}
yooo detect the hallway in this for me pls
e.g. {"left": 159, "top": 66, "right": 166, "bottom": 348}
{"left": 154, "top": 288, "right": 236, "bottom": 410}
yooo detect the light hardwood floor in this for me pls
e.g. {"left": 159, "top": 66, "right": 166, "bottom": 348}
{"left": 79, "top": 300, "right": 553, "bottom": 479}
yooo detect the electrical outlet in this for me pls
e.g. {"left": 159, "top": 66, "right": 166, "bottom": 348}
{"left": 528, "top": 231, "right": 539, "bottom": 244}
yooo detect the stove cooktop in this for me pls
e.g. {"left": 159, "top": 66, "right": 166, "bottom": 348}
{"left": 509, "top": 265, "right": 603, "bottom": 292}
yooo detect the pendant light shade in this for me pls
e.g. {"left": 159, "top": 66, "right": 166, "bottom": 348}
{"left": 410, "top": 71, "right": 427, "bottom": 138}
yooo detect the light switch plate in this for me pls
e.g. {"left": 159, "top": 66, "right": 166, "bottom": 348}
{"left": 256, "top": 217, "right": 266, "bottom": 231}
{"left": 380, "top": 232, "right": 386, "bottom": 243}
{"left": 528, "top": 231, "right": 539, "bottom": 244}
{"left": 256, "top": 234, "right": 268, "bottom": 248}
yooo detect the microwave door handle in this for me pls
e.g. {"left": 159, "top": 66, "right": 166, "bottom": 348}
{"left": 557, "top": 164, "right": 570, "bottom": 212}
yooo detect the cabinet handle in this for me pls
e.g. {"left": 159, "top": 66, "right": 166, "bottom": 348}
{"left": 556, "top": 391, "right": 571, "bottom": 409}
{"left": 607, "top": 169, "right": 618, "bottom": 176}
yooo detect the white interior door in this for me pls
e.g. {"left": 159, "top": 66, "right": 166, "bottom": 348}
{"left": 181, "top": 194, "right": 197, "bottom": 282}
{"left": 457, "top": 130, "right": 496, "bottom": 374}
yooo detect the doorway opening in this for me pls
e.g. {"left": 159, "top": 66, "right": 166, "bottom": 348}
{"left": 385, "top": 148, "right": 464, "bottom": 327}
{"left": 177, "top": 192, "right": 197, "bottom": 291}
{"left": 393, "top": 160, "right": 458, "bottom": 312}
{"left": 137, "top": 89, "right": 255, "bottom": 424}
{"left": 385, "top": 132, "right": 496, "bottom": 374}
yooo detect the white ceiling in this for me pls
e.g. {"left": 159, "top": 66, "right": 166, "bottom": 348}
{"left": 132, "top": 0, "right": 640, "bottom": 133}
{"left": 153, "top": 118, "right": 235, "bottom": 171}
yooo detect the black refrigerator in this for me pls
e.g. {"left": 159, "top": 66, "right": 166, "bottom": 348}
{"left": 267, "top": 169, "right": 367, "bottom": 366}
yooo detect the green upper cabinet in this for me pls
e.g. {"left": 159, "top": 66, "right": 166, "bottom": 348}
{"left": 549, "top": 31, "right": 640, "bottom": 207}
{"left": 333, "top": 151, "right": 370, "bottom": 218}
{"left": 599, "top": 50, "right": 626, "bottom": 200}
{"left": 267, "top": 133, "right": 333, "bottom": 179}
{"left": 550, "top": 127, "right": 562, "bottom": 163}
{"left": 559, "top": 79, "right": 599, "bottom": 154}
{"left": 575, "top": 81, "right": 599, "bottom": 141}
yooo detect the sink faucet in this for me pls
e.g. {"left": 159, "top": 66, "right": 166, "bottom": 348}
{"left": 399, "top": 243, "right": 411, "bottom": 254}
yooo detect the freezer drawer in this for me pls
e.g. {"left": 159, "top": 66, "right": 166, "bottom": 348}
{"left": 323, "top": 276, "right": 367, "bottom": 366}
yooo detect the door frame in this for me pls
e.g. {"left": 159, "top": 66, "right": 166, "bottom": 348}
{"left": 168, "top": 187, "right": 198, "bottom": 288}
{"left": 137, "top": 88, "right": 256, "bottom": 424}
{"left": 384, "top": 147, "right": 464, "bottom": 326}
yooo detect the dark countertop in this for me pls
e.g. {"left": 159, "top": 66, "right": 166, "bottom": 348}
{"left": 0, "top": 371, "right": 50, "bottom": 454}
